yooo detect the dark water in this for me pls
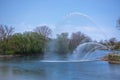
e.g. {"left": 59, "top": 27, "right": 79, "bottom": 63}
{"left": 0, "top": 56, "right": 120, "bottom": 80}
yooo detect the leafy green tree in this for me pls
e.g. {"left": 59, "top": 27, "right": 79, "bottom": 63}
{"left": 0, "top": 24, "right": 14, "bottom": 54}
{"left": 9, "top": 32, "right": 46, "bottom": 55}
{"left": 0, "top": 25, "right": 52, "bottom": 55}
{"left": 56, "top": 33, "right": 69, "bottom": 54}
{"left": 11, "top": 33, "right": 23, "bottom": 53}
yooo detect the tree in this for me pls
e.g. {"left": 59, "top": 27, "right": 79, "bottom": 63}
{"left": 116, "top": 18, "right": 120, "bottom": 30}
{"left": 102, "top": 38, "right": 118, "bottom": 50}
{"left": 0, "top": 25, "right": 14, "bottom": 54}
{"left": 69, "top": 31, "right": 91, "bottom": 52}
{"left": 56, "top": 33, "right": 69, "bottom": 54}
{"left": 0, "top": 25, "right": 52, "bottom": 55}
{"left": 34, "top": 26, "right": 52, "bottom": 39}
{"left": 0, "top": 24, "right": 14, "bottom": 40}
{"left": 9, "top": 32, "right": 46, "bottom": 55}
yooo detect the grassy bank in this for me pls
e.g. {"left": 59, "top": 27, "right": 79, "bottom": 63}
{"left": 102, "top": 52, "right": 120, "bottom": 64}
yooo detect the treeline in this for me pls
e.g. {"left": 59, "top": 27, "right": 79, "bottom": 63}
{"left": 99, "top": 38, "right": 120, "bottom": 50}
{"left": 55, "top": 17, "right": 120, "bottom": 54}
{"left": 0, "top": 17, "right": 120, "bottom": 56}
{"left": 55, "top": 33, "right": 120, "bottom": 55}
{"left": 55, "top": 32, "right": 91, "bottom": 54}
{"left": 100, "top": 18, "right": 120, "bottom": 50}
{"left": 0, "top": 24, "right": 92, "bottom": 55}
{"left": 0, "top": 25, "right": 51, "bottom": 55}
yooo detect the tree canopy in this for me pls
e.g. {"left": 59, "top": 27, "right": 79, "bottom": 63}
{"left": 0, "top": 25, "right": 52, "bottom": 55}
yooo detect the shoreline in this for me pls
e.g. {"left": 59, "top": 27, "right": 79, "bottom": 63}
{"left": 0, "top": 55, "right": 21, "bottom": 58}
{"left": 101, "top": 54, "right": 120, "bottom": 64}
{"left": 0, "top": 54, "right": 120, "bottom": 64}
{"left": 108, "top": 61, "right": 120, "bottom": 64}
{"left": 0, "top": 54, "right": 43, "bottom": 59}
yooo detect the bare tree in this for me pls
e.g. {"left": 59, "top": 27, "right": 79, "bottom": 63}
{"left": 34, "top": 26, "right": 52, "bottom": 39}
{"left": 0, "top": 25, "right": 14, "bottom": 40}
{"left": 69, "top": 31, "right": 91, "bottom": 51}
{"left": 117, "top": 18, "right": 120, "bottom": 30}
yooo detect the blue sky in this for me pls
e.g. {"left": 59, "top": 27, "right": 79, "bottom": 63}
{"left": 0, "top": 0, "right": 120, "bottom": 40}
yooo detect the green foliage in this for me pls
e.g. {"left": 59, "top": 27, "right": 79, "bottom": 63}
{"left": 56, "top": 33, "right": 69, "bottom": 54}
{"left": 0, "top": 25, "right": 51, "bottom": 55}
{"left": 8, "top": 32, "right": 47, "bottom": 55}
{"left": 5, "top": 50, "right": 15, "bottom": 55}
{"left": 0, "top": 23, "right": 120, "bottom": 57}
{"left": 108, "top": 53, "right": 120, "bottom": 61}
{"left": 100, "top": 38, "right": 120, "bottom": 50}
{"left": 55, "top": 32, "right": 92, "bottom": 54}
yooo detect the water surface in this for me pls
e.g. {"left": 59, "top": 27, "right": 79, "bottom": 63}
{"left": 0, "top": 57, "right": 120, "bottom": 80}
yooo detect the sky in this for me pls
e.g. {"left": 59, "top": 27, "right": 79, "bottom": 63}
{"left": 0, "top": 0, "right": 120, "bottom": 41}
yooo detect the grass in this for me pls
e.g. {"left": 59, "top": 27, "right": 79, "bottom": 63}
{"left": 108, "top": 53, "right": 120, "bottom": 61}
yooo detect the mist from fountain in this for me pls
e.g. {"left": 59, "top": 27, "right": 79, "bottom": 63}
{"left": 42, "top": 41, "right": 108, "bottom": 62}
{"left": 70, "top": 42, "right": 107, "bottom": 61}
{"left": 42, "top": 12, "right": 109, "bottom": 62}
{"left": 54, "top": 12, "right": 107, "bottom": 40}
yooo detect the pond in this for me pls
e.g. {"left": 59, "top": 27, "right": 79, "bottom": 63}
{"left": 0, "top": 56, "right": 120, "bottom": 80}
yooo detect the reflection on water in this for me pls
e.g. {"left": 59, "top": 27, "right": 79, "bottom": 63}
{"left": 0, "top": 57, "right": 120, "bottom": 80}
{"left": 108, "top": 64, "right": 120, "bottom": 79}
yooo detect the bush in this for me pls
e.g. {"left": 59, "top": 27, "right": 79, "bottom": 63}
{"left": 108, "top": 53, "right": 120, "bottom": 61}
{"left": 5, "top": 50, "right": 15, "bottom": 55}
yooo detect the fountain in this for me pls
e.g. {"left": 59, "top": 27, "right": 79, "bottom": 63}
{"left": 42, "top": 41, "right": 108, "bottom": 62}
{"left": 54, "top": 12, "right": 107, "bottom": 40}
{"left": 71, "top": 42, "right": 107, "bottom": 61}
{"left": 42, "top": 12, "right": 109, "bottom": 62}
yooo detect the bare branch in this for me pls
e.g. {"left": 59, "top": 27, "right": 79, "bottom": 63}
{"left": 34, "top": 25, "right": 52, "bottom": 39}
{"left": 0, "top": 24, "right": 14, "bottom": 40}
